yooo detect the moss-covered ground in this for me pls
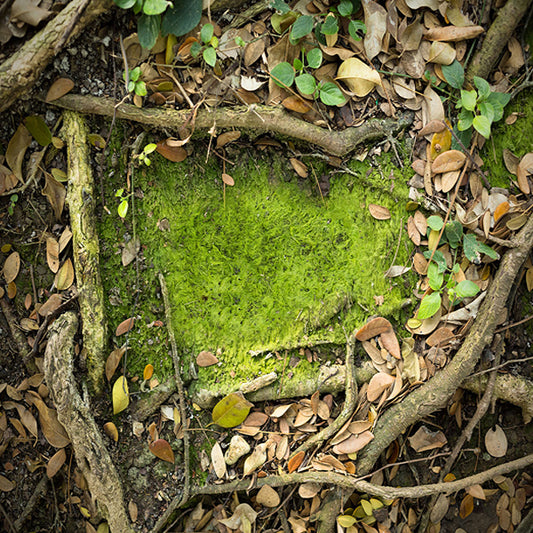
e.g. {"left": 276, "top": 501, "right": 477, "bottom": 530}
{"left": 99, "top": 135, "right": 416, "bottom": 400}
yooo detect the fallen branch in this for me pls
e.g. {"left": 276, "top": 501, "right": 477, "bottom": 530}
{"left": 0, "top": 0, "right": 112, "bottom": 113}
{"left": 43, "top": 311, "right": 134, "bottom": 533}
{"left": 356, "top": 213, "right": 533, "bottom": 475}
{"left": 49, "top": 94, "right": 414, "bottom": 157}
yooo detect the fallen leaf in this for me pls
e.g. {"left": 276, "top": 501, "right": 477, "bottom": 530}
{"left": 46, "top": 237, "right": 60, "bottom": 273}
{"left": 356, "top": 317, "right": 393, "bottom": 341}
{"left": 426, "top": 327, "right": 455, "bottom": 347}
{"left": 466, "top": 484, "right": 486, "bottom": 500}
{"left": 16, "top": 404, "right": 38, "bottom": 437}
{"left": 337, "top": 57, "right": 382, "bottom": 97}
{"left": 0, "top": 475, "right": 15, "bottom": 492}
{"left": 217, "top": 131, "right": 241, "bottom": 148}
{"left": 105, "top": 347, "right": 125, "bottom": 381}
{"left": 6, "top": 123, "right": 32, "bottom": 183}
{"left": 367, "top": 373, "right": 395, "bottom": 402}
{"left": 11, "top": 0, "right": 51, "bottom": 26}
{"left": 408, "top": 425, "right": 447, "bottom": 452}
{"left": 485, "top": 425, "right": 508, "bottom": 458}
{"left": 222, "top": 173, "right": 235, "bottom": 186}
{"left": 54, "top": 258, "right": 74, "bottom": 290}
{"left": 112, "top": 376, "right": 129, "bottom": 415}
{"left": 408, "top": 216, "right": 421, "bottom": 245}
{"left": 516, "top": 153, "right": 533, "bottom": 194}
{"left": 42, "top": 172, "right": 66, "bottom": 220}
{"left": 380, "top": 328, "right": 401, "bottom": 359}
{"left": 3, "top": 251, "right": 20, "bottom": 283}
{"left": 155, "top": 140, "right": 187, "bottom": 162}
{"left": 103, "top": 422, "right": 119, "bottom": 442}
{"left": 290, "top": 158, "right": 308, "bottom": 178}
{"left": 196, "top": 350, "right": 219, "bottom": 367}
{"left": 430, "top": 494, "right": 450, "bottom": 523}
{"left": 46, "top": 448, "right": 66, "bottom": 478}
{"left": 424, "top": 25, "right": 484, "bottom": 42}
{"left": 332, "top": 430, "right": 374, "bottom": 454}
{"left": 218, "top": 503, "right": 257, "bottom": 530}
{"left": 211, "top": 442, "right": 226, "bottom": 479}
{"left": 288, "top": 450, "right": 305, "bottom": 473}
{"left": 58, "top": 226, "right": 72, "bottom": 253}
{"left": 26, "top": 391, "right": 70, "bottom": 448}
{"left": 256, "top": 485, "right": 280, "bottom": 507}
{"left": 24, "top": 116, "right": 51, "bottom": 146}
{"left": 243, "top": 442, "right": 267, "bottom": 476}
{"left": 368, "top": 203, "right": 391, "bottom": 220}
{"left": 122, "top": 237, "right": 140, "bottom": 267}
{"left": 46, "top": 78, "right": 75, "bottom": 102}
{"left": 298, "top": 482, "right": 320, "bottom": 499}
{"left": 128, "top": 501, "right": 138, "bottom": 523}
{"left": 362, "top": 0, "right": 387, "bottom": 61}
{"left": 428, "top": 41, "right": 456, "bottom": 65}
{"left": 149, "top": 439, "right": 175, "bottom": 463}
{"left": 459, "top": 493, "right": 474, "bottom": 519}
{"left": 282, "top": 96, "right": 312, "bottom": 113}
{"left": 432, "top": 150, "right": 466, "bottom": 174}
{"left": 494, "top": 201, "right": 510, "bottom": 222}
{"left": 116, "top": 317, "right": 135, "bottom": 336}
{"left": 212, "top": 392, "right": 253, "bottom": 428}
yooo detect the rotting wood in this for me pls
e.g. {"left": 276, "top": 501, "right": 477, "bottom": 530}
{"left": 43, "top": 311, "right": 134, "bottom": 533}
{"left": 49, "top": 94, "right": 414, "bottom": 157}
{"left": 356, "top": 213, "right": 533, "bottom": 476}
{"left": 63, "top": 111, "right": 107, "bottom": 395}
{"left": 0, "top": 0, "right": 112, "bottom": 114}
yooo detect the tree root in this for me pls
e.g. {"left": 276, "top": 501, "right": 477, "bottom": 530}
{"left": 43, "top": 311, "right": 134, "bottom": 533}
{"left": 355, "top": 213, "right": 533, "bottom": 476}
{"left": 62, "top": 111, "right": 107, "bottom": 395}
{"left": 48, "top": 94, "right": 414, "bottom": 157}
{"left": 0, "top": 0, "right": 111, "bottom": 113}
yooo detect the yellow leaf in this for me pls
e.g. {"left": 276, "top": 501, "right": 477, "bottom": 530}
{"left": 337, "top": 57, "right": 382, "bottom": 97}
{"left": 112, "top": 376, "right": 129, "bottom": 415}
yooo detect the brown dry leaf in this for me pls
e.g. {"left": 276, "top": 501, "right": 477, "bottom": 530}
{"left": 288, "top": 450, "right": 305, "bottom": 473}
{"left": 0, "top": 475, "right": 15, "bottom": 492}
{"left": 430, "top": 494, "right": 450, "bottom": 523}
{"left": 348, "top": 420, "right": 373, "bottom": 434}
{"left": 408, "top": 425, "right": 447, "bottom": 452}
{"left": 116, "top": 317, "right": 135, "bottom": 336}
{"left": 428, "top": 41, "right": 456, "bottom": 65}
{"left": 459, "top": 493, "right": 474, "bottom": 519}
{"left": 46, "top": 448, "right": 66, "bottom": 478}
{"left": 281, "top": 96, "right": 312, "bottom": 114}
{"left": 414, "top": 211, "right": 427, "bottom": 235}
{"left": 11, "top": 0, "right": 51, "bottom": 25}
{"left": 298, "top": 482, "right": 320, "bottom": 499}
{"left": 6, "top": 281, "right": 16, "bottom": 299}
{"left": 38, "top": 293, "right": 62, "bottom": 317}
{"left": 222, "top": 173, "right": 235, "bottom": 186}
{"left": 413, "top": 252, "right": 428, "bottom": 275}
{"left": 211, "top": 442, "right": 226, "bottom": 479}
{"left": 42, "top": 172, "right": 66, "bottom": 220}
{"left": 332, "top": 430, "right": 374, "bottom": 454}
{"left": 196, "top": 350, "right": 219, "bottom": 367}
{"left": 503, "top": 149, "right": 520, "bottom": 175}
{"left": 16, "top": 404, "right": 38, "bottom": 438}
{"left": 103, "top": 421, "right": 119, "bottom": 442}
{"left": 6, "top": 123, "right": 32, "bottom": 182}
{"left": 380, "top": 328, "right": 400, "bottom": 359}
{"left": 289, "top": 158, "right": 308, "bottom": 178}
{"left": 516, "top": 153, "right": 533, "bottom": 194}
{"left": 256, "top": 485, "right": 280, "bottom": 508}
{"left": 149, "top": 439, "right": 175, "bottom": 463}
{"left": 424, "top": 25, "right": 484, "bottom": 42}
{"left": 58, "top": 226, "right": 72, "bottom": 253}
{"left": 407, "top": 216, "right": 420, "bottom": 245}
{"left": 356, "top": 317, "right": 393, "bottom": 341}
{"left": 105, "top": 346, "right": 126, "bottom": 381}
{"left": 46, "top": 78, "right": 75, "bottom": 102}
{"left": 362, "top": 0, "right": 387, "bottom": 61}
{"left": 155, "top": 140, "right": 187, "bottom": 162}
{"left": 526, "top": 267, "right": 533, "bottom": 291}
{"left": 426, "top": 327, "right": 455, "bottom": 347}
{"left": 54, "top": 259, "right": 74, "bottom": 290}
{"left": 26, "top": 391, "right": 70, "bottom": 448}
{"left": 367, "top": 372, "right": 395, "bottom": 402}
{"left": 432, "top": 150, "right": 466, "bottom": 174}
{"left": 485, "top": 425, "right": 508, "bottom": 458}
{"left": 46, "top": 237, "right": 60, "bottom": 273}
{"left": 466, "top": 484, "right": 486, "bottom": 500}
{"left": 244, "top": 38, "right": 265, "bottom": 67}
{"left": 482, "top": 210, "right": 491, "bottom": 238}
{"left": 24, "top": 293, "right": 32, "bottom": 309}
{"left": 3, "top": 251, "right": 20, "bottom": 283}
{"left": 217, "top": 131, "right": 241, "bottom": 149}
{"left": 244, "top": 412, "right": 269, "bottom": 427}
{"left": 368, "top": 204, "right": 391, "bottom": 220}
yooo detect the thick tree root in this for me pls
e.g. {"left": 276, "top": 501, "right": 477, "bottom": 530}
{"left": 0, "top": 0, "right": 111, "bottom": 113}
{"left": 49, "top": 94, "right": 414, "bottom": 157}
{"left": 355, "top": 214, "right": 533, "bottom": 476}
{"left": 43, "top": 311, "right": 134, "bottom": 533}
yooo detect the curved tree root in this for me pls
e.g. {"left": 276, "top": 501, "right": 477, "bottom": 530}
{"left": 355, "top": 213, "right": 533, "bottom": 476}
{"left": 43, "top": 311, "right": 134, "bottom": 533}
{"left": 49, "top": 94, "right": 414, "bottom": 157}
{"left": 0, "top": 0, "right": 111, "bottom": 114}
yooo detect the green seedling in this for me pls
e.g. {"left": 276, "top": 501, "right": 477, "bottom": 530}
{"left": 115, "top": 188, "right": 131, "bottom": 219}
{"left": 190, "top": 23, "right": 219, "bottom": 68}
{"left": 137, "top": 143, "right": 157, "bottom": 166}
{"left": 8, "top": 194, "right": 18, "bottom": 216}
{"left": 123, "top": 67, "right": 147, "bottom": 97}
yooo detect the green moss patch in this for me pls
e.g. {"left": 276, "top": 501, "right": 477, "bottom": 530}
{"left": 100, "top": 141, "right": 415, "bottom": 400}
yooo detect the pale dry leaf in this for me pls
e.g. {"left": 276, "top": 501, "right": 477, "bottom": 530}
{"left": 368, "top": 203, "right": 391, "bottom": 220}
{"left": 432, "top": 150, "right": 466, "bottom": 174}
{"left": 6, "top": 124, "right": 32, "bottom": 183}
{"left": 332, "top": 430, "right": 374, "bottom": 454}
{"left": 466, "top": 484, "right": 486, "bottom": 500}
{"left": 217, "top": 131, "right": 241, "bottom": 148}
{"left": 128, "top": 500, "right": 138, "bottom": 523}
{"left": 122, "top": 237, "right": 140, "bottom": 267}
{"left": 196, "top": 350, "right": 219, "bottom": 367}
{"left": 11, "top": 0, "right": 51, "bottom": 25}
{"left": 516, "top": 153, "right": 533, "bottom": 195}
{"left": 256, "top": 485, "right": 280, "bottom": 508}
{"left": 290, "top": 158, "right": 308, "bottom": 178}
{"left": 362, "top": 0, "right": 387, "bottom": 61}
{"left": 46, "top": 448, "right": 66, "bottom": 478}
{"left": 3, "top": 251, "right": 20, "bottom": 283}
{"left": 428, "top": 41, "right": 456, "bottom": 65}
{"left": 424, "top": 25, "right": 484, "bottom": 42}
{"left": 367, "top": 372, "right": 395, "bottom": 402}
{"left": 211, "top": 442, "right": 227, "bottom": 479}
{"left": 408, "top": 425, "right": 447, "bottom": 452}
{"left": 54, "top": 258, "right": 74, "bottom": 290}
{"left": 243, "top": 442, "right": 267, "bottom": 476}
{"left": 222, "top": 173, "right": 235, "bottom": 186}
{"left": 380, "top": 328, "right": 400, "bottom": 359}
{"left": 408, "top": 216, "right": 420, "bottom": 245}
{"left": 105, "top": 346, "right": 125, "bottom": 382}
{"left": 42, "top": 172, "right": 66, "bottom": 220}
{"left": 485, "top": 425, "right": 508, "bottom": 458}
{"left": 46, "top": 237, "right": 60, "bottom": 273}
{"left": 337, "top": 57, "right": 382, "bottom": 97}
{"left": 225, "top": 434, "right": 251, "bottom": 465}
{"left": 26, "top": 391, "right": 70, "bottom": 448}
{"left": 356, "top": 317, "right": 393, "bottom": 341}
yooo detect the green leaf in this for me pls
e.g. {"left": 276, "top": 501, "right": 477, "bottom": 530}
{"left": 474, "top": 76, "right": 491, "bottom": 100}
{"left": 445, "top": 220, "right": 463, "bottom": 249}
{"left": 190, "top": 41, "right": 201, "bottom": 57}
{"left": 478, "top": 101, "right": 495, "bottom": 124}
{"left": 451, "top": 124, "right": 471, "bottom": 150}
{"left": 127, "top": 81, "right": 135, "bottom": 93}
{"left": 138, "top": 14, "right": 160, "bottom": 49}
{"left": 295, "top": 73, "right": 316, "bottom": 95}
{"left": 427, "top": 262, "right": 444, "bottom": 291}
{"left": 130, "top": 67, "right": 141, "bottom": 81}
{"left": 319, "top": 82, "right": 346, "bottom": 106}
{"left": 348, "top": 20, "right": 366, "bottom": 41}
{"left": 457, "top": 109, "right": 474, "bottom": 131}
{"left": 144, "top": 143, "right": 157, "bottom": 154}
{"left": 24, "top": 116, "right": 52, "bottom": 147}
{"left": 235, "top": 36, "right": 245, "bottom": 47}
{"left": 460, "top": 89, "right": 477, "bottom": 111}
{"left": 441, "top": 60, "right": 464, "bottom": 89}
{"left": 463, "top": 233, "right": 499, "bottom": 264}
{"left": 271, "top": 11, "right": 297, "bottom": 34}
{"left": 161, "top": 0, "right": 202, "bottom": 37}
{"left": 338, "top": 0, "right": 354, "bottom": 16}
{"left": 143, "top": 0, "right": 168, "bottom": 15}
{"left": 417, "top": 292, "right": 442, "bottom": 320}
{"left": 486, "top": 92, "right": 510, "bottom": 121}
{"left": 321, "top": 15, "right": 338, "bottom": 35}
{"left": 270, "top": 62, "right": 295, "bottom": 88}
{"left": 427, "top": 215, "right": 444, "bottom": 231}
{"left": 203, "top": 46, "right": 217, "bottom": 67}
{"left": 290, "top": 15, "right": 314, "bottom": 41}
{"left": 113, "top": 0, "right": 136, "bottom": 8}
{"left": 212, "top": 392, "right": 253, "bottom": 428}
{"left": 118, "top": 199, "right": 129, "bottom": 219}
{"left": 423, "top": 250, "right": 447, "bottom": 273}
{"left": 270, "top": 0, "right": 291, "bottom": 14}
{"left": 200, "top": 23, "right": 214, "bottom": 44}
{"left": 306, "top": 48, "right": 323, "bottom": 69}
{"left": 455, "top": 280, "right": 480, "bottom": 299}
{"left": 293, "top": 58, "right": 303, "bottom": 71}
{"left": 473, "top": 114, "right": 491, "bottom": 139}
{"left": 475, "top": 239, "right": 500, "bottom": 260}
{"left": 135, "top": 80, "right": 147, "bottom": 96}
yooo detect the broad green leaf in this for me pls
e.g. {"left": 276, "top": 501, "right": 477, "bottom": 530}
{"left": 161, "top": 0, "right": 202, "bottom": 38}
{"left": 24, "top": 116, "right": 51, "bottom": 146}
{"left": 476, "top": 239, "right": 500, "bottom": 260}
{"left": 212, "top": 392, "right": 253, "bottom": 428}
{"left": 486, "top": 92, "right": 511, "bottom": 121}
{"left": 473, "top": 114, "right": 491, "bottom": 139}
{"left": 338, "top": 0, "right": 354, "bottom": 16}
{"left": 118, "top": 199, "right": 129, "bottom": 219}
{"left": 457, "top": 109, "right": 473, "bottom": 131}
{"left": 441, "top": 60, "right": 464, "bottom": 89}
{"left": 143, "top": 0, "right": 168, "bottom": 15}
{"left": 320, "top": 15, "right": 338, "bottom": 35}
{"left": 474, "top": 76, "right": 491, "bottom": 100}
{"left": 112, "top": 376, "right": 129, "bottom": 414}
{"left": 138, "top": 14, "right": 160, "bottom": 49}
{"left": 455, "top": 280, "right": 480, "bottom": 299}
{"left": 295, "top": 73, "right": 316, "bottom": 95}
{"left": 129, "top": 67, "right": 141, "bottom": 82}
{"left": 306, "top": 48, "right": 323, "bottom": 69}
{"left": 478, "top": 102, "right": 495, "bottom": 124}
{"left": 445, "top": 220, "right": 463, "bottom": 249}
{"left": 190, "top": 41, "right": 201, "bottom": 57}
{"left": 427, "top": 262, "right": 444, "bottom": 291}
{"left": 203, "top": 47, "right": 217, "bottom": 67}
{"left": 348, "top": 20, "right": 366, "bottom": 41}
{"left": 144, "top": 143, "right": 157, "bottom": 154}
{"left": 319, "top": 82, "right": 346, "bottom": 106}
{"left": 134, "top": 80, "right": 147, "bottom": 96}
{"left": 290, "top": 15, "right": 314, "bottom": 41}
{"left": 270, "top": 62, "right": 295, "bottom": 88}
{"left": 451, "top": 124, "right": 471, "bottom": 150}
{"left": 417, "top": 292, "right": 442, "bottom": 320}
{"left": 114, "top": 0, "right": 136, "bottom": 8}
{"left": 200, "top": 23, "right": 214, "bottom": 44}
{"left": 271, "top": 0, "right": 290, "bottom": 14}
{"left": 460, "top": 89, "right": 477, "bottom": 111}
{"left": 427, "top": 215, "right": 444, "bottom": 231}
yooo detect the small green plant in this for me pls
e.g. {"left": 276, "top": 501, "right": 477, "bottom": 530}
{"left": 8, "top": 194, "right": 18, "bottom": 216}
{"left": 190, "top": 23, "right": 219, "bottom": 67}
{"left": 113, "top": 0, "right": 202, "bottom": 49}
{"left": 416, "top": 215, "right": 500, "bottom": 320}
{"left": 123, "top": 67, "right": 147, "bottom": 97}
{"left": 137, "top": 143, "right": 157, "bottom": 166}
{"left": 115, "top": 188, "right": 130, "bottom": 219}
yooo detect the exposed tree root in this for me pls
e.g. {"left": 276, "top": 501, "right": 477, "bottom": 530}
{"left": 49, "top": 94, "right": 414, "bottom": 157}
{"left": 355, "top": 213, "right": 533, "bottom": 476}
{"left": 0, "top": 0, "right": 111, "bottom": 113}
{"left": 43, "top": 311, "right": 134, "bottom": 533}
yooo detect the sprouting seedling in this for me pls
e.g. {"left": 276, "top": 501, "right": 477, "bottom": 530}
{"left": 190, "top": 23, "right": 219, "bottom": 67}
{"left": 123, "top": 67, "right": 147, "bottom": 97}
{"left": 137, "top": 143, "right": 157, "bottom": 166}
{"left": 115, "top": 188, "right": 131, "bottom": 219}
{"left": 8, "top": 194, "right": 18, "bottom": 216}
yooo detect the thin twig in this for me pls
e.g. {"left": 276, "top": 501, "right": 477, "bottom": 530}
{"left": 467, "top": 354, "right": 533, "bottom": 378}
{"left": 13, "top": 474, "right": 48, "bottom": 531}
